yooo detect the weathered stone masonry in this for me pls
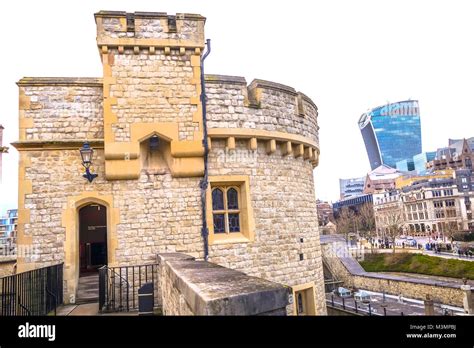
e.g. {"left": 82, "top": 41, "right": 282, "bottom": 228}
{"left": 13, "top": 11, "right": 325, "bottom": 314}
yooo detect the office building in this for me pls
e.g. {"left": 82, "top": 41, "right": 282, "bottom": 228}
{"left": 359, "top": 100, "right": 422, "bottom": 170}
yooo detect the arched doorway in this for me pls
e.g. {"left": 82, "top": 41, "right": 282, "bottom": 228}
{"left": 79, "top": 204, "right": 107, "bottom": 276}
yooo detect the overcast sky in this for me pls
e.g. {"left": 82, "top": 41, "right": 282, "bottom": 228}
{"left": 1, "top": 0, "right": 474, "bottom": 215}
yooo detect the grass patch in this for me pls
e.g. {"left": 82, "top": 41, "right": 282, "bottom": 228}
{"left": 360, "top": 253, "right": 474, "bottom": 280}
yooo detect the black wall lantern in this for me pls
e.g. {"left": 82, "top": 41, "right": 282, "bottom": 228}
{"left": 80, "top": 142, "right": 98, "bottom": 183}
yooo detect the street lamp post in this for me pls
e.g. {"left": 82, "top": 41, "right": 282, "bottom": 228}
{"left": 80, "top": 142, "right": 98, "bottom": 183}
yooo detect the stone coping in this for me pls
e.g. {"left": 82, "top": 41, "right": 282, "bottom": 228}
{"left": 12, "top": 139, "right": 104, "bottom": 150}
{"left": 249, "top": 79, "right": 297, "bottom": 96}
{"left": 298, "top": 91, "right": 318, "bottom": 111}
{"left": 94, "top": 11, "right": 206, "bottom": 21}
{"left": 204, "top": 74, "right": 247, "bottom": 85}
{"left": 17, "top": 77, "right": 103, "bottom": 87}
{"left": 0, "top": 255, "right": 16, "bottom": 264}
{"left": 157, "top": 253, "right": 290, "bottom": 315}
{"left": 321, "top": 236, "right": 469, "bottom": 290}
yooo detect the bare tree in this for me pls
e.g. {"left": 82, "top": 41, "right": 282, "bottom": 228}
{"left": 335, "top": 207, "right": 355, "bottom": 242}
{"left": 358, "top": 203, "right": 376, "bottom": 253}
{"left": 444, "top": 221, "right": 461, "bottom": 244}
{"left": 381, "top": 209, "right": 405, "bottom": 254}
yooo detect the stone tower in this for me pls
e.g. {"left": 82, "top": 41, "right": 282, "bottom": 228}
{"left": 95, "top": 11, "right": 207, "bottom": 179}
{"left": 14, "top": 11, "right": 326, "bottom": 314}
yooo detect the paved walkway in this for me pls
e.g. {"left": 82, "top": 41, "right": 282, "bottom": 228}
{"left": 423, "top": 250, "right": 474, "bottom": 261}
{"left": 67, "top": 303, "right": 99, "bottom": 315}
{"left": 56, "top": 302, "right": 138, "bottom": 316}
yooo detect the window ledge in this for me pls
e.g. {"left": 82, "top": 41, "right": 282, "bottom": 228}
{"left": 210, "top": 233, "right": 252, "bottom": 245}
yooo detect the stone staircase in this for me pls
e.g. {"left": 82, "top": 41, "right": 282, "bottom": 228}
{"left": 76, "top": 274, "right": 99, "bottom": 304}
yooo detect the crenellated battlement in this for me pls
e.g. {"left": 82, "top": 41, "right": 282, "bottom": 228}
{"left": 205, "top": 74, "right": 319, "bottom": 166}
{"left": 95, "top": 11, "right": 206, "bottom": 52}
{"left": 14, "top": 72, "right": 320, "bottom": 168}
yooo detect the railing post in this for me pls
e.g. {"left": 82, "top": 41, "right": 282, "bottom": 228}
{"left": 342, "top": 297, "right": 345, "bottom": 310}
{"left": 59, "top": 263, "right": 64, "bottom": 305}
{"left": 331, "top": 294, "right": 334, "bottom": 306}
{"left": 368, "top": 303, "right": 372, "bottom": 316}
{"left": 126, "top": 269, "right": 130, "bottom": 312}
{"left": 119, "top": 267, "right": 123, "bottom": 311}
{"left": 98, "top": 266, "right": 106, "bottom": 313}
{"left": 111, "top": 270, "right": 115, "bottom": 310}
{"left": 355, "top": 301, "right": 358, "bottom": 313}
{"left": 384, "top": 307, "right": 387, "bottom": 316}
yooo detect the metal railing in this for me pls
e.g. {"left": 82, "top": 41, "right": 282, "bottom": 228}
{"left": 327, "top": 295, "right": 381, "bottom": 316}
{"left": 327, "top": 294, "right": 459, "bottom": 316}
{"left": 99, "top": 263, "right": 159, "bottom": 313}
{"left": 0, "top": 263, "right": 63, "bottom": 316}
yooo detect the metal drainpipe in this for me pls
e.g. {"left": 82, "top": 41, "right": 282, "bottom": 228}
{"left": 199, "top": 39, "right": 211, "bottom": 261}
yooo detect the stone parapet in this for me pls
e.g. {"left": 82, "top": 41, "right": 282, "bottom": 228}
{"left": 16, "top": 78, "right": 103, "bottom": 142}
{"left": 157, "top": 253, "right": 290, "bottom": 315}
{"left": 95, "top": 11, "right": 206, "bottom": 51}
{"left": 205, "top": 75, "right": 319, "bottom": 167}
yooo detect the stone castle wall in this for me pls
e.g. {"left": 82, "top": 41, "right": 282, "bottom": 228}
{"left": 109, "top": 50, "right": 199, "bottom": 142}
{"left": 18, "top": 79, "right": 103, "bottom": 141}
{"left": 16, "top": 73, "right": 320, "bottom": 146}
{"left": 22, "top": 148, "right": 203, "bottom": 265}
{"left": 17, "top": 135, "right": 325, "bottom": 313}
{"left": 14, "top": 11, "right": 325, "bottom": 314}
{"left": 207, "top": 139, "right": 325, "bottom": 314}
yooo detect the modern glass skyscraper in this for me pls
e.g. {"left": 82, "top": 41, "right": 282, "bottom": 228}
{"left": 358, "top": 100, "right": 422, "bottom": 170}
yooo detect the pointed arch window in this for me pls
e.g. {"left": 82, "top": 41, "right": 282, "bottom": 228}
{"left": 211, "top": 186, "right": 241, "bottom": 234}
{"left": 206, "top": 176, "right": 255, "bottom": 245}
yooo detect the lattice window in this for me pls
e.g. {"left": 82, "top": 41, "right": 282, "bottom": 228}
{"left": 211, "top": 186, "right": 241, "bottom": 234}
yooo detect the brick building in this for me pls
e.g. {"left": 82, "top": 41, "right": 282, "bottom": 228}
{"left": 12, "top": 11, "right": 325, "bottom": 315}
{"left": 426, "top": 138, "right": 473, "bottom": 171}
{"left": 316, "top": 200, "right": 334, "bottom": 226}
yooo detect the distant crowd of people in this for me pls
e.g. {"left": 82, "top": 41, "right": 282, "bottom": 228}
{"left": 426, "top": 242, "right": 473, "bottom": 258}
{"left": 367, "top": 238, "right": 473, "bottom": 258}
